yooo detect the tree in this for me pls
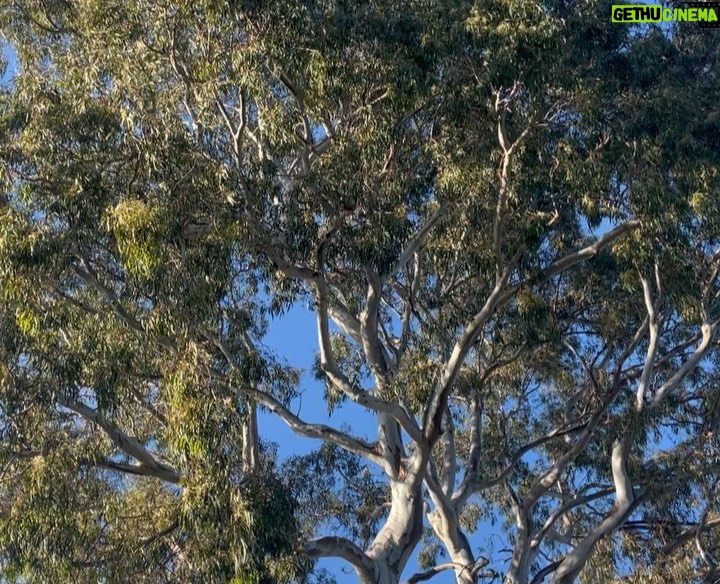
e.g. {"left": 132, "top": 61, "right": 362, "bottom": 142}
{"left": 1, "top": 0, "right": 719, "bottom": 582}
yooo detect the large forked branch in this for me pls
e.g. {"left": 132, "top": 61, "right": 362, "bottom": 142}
{"left": 551, "top": 435, "right": 642, "bottom": 584}
{"left": 57, "top": 397, "right": 181, "bottom": 484}
{"left": 424, "top": 220, "right": 641, "bottom": 442}
{"left": 452, "top": 345, "right": 526, "bottom": 510}
{"left": 315, "top": 268, "right": 424, "bottom": 445}
{"left": 305, "top": 536, "right": 376, "bottom": 583}
{"left": 359, "top": 206, "right": 447, "bottom": 384}
{"left": 505, "top": 376, "right": 629, "bottom": 584}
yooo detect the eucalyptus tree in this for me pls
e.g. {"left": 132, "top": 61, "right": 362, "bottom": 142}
{"left": 1, "top": 1, "right": 719, "bottom": 583}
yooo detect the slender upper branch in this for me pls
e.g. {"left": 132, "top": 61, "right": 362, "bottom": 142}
{"left": 57, "top": 397, "right": 181, "bottom": 484}
{"left": 243, "top": 385, "right": 383, "bottom": 466}
{"left": 636, "top": 273, "right": 660, "bottom": 409}
{"left": 651, "top": 319, "right": 718, "bottom": 407}
{"left": 393, "top": 205, "right": 447, "bottom": 276}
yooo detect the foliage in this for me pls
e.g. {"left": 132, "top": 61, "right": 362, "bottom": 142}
{"left": 1, "top": 1, "right": 719, "bottom": 583}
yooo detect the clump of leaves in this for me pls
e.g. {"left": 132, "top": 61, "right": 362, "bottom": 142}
{"left": 105, "top": 199, "right": 166, "bottom": 280}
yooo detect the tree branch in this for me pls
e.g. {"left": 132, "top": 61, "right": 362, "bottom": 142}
{"left": 315, "top": 270, "right": 424, "bottom": 446}
{"left": 305, "top": 536, "right": 376, "bottom": 583}
{"left": 551, "top": 435, "right": 642, "bottom": 583}
{"left": 242, "top": 385, "right": 383, "bottom": 466}
{"left": 651, "top": 320, "right": 718, "bottom": 408}
{"left": 361, "top": 269, "right": 391, "bottom": 384}
{"left": 57, "top": 397, "right": 181, "bottom": 484}
{"left": 402, "top": 562, "right": 467, "bottom": 583}
{"left": 424, "top": 220, "right": 640, "bottom": 444}
{"left": 662, "top": 516, "right": 720, "bottom": 556}
{"left": 636, "top": 273, "right": 660, "bottom": 410}
{"left": 393, "top": 205, "right": 447, "bottom": 276}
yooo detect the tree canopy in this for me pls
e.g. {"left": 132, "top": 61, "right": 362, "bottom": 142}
{"left": 1, "top": 1, "right": 719, "bottom": 583}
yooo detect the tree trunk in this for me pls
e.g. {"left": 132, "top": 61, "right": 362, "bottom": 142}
{"left": 428, "top": 508, "right": 478, "bottom": 584}
{"left": 367, "top": 479, "right": 425, "bottom": 583}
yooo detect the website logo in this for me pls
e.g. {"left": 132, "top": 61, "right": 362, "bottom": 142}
{"left": 612, "top": 3, "right": 720, "bottom": 27}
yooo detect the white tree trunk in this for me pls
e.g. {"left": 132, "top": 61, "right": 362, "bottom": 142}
{"left": 367, "top": 479, "right": 425, "bottom": 583}
{"left": 431, "top": 517, "right": 477, "bottom": 583}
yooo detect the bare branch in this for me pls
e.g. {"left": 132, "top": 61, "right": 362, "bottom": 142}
{"left": 455, "top": 420, "right": 589, "bottom": 502}
{"left": 439, "top": 405, "right": 456, "bottom": 495}
{"left": 393, "top": 205, "right": 447, "bottom": 276}
{"left": 361, "top": 269, "right": 391, "bottom": 383}
{"left": 305, "top": 536, "right": 376, "bottom": 583}
{"left": 425, "top": 221, "right": 640, "bottom": 444}
{"left": 240, "top": 385, "right": 383, "bottom": 467}
{"left": 57, "top": 397, "right": 181, "bottom": 484}
{"left": 423, "top": 271, "right": 513, "bottom": 443}
{"left": 93, "top": 459, "right": 180, "bottom": 484}
{"left": 424, "top": 460, "right": 454, "bottom": 521}
{"left": 402, "top": 562, "right": 470, "bottom": 584}
{"left": 452, "top": 392, "right": 481, "bottom": 511}
{"left": 651, "top": 320, "right": 718, "bottom": 408}
{"left": 636, "top": 273, "right": 660, "bottom": 410}
{"left": 543, "top": 221, "right": 641, "bottom": 279}
{"left": 241, "top": 401, "right": 259, "bottom": 473}
{"left": 316, "top": 268, "right": 424, "bottom": 445}
{"left": 552, "top": 436, "right": 642, "bottom": 583}
{"left": 662, "top": 516, "right": 720, "bottom": 556}
{"left": 531, "top": 488, "right": 616, "bottom": 550}
{"left": 328, "top": 301, "right": 363, "bottom": 345}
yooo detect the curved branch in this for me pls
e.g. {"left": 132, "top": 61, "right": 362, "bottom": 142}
{"left": 651, "top": 320, "right": 718, "bottom": 408}
{"left": 452, "top": 420, "right": 589, "bottom": 503}
{"left": 402, "top": 562, "right": 465, "bottom": 583}
{"left": 531, "top": 487, "right": 616, "bottom": 550}
{"left": 551, "top": 436, "right": 642, "bottom": 583}
{"left": 662, "top": 516, "right": 720, "bottom": 556}
{"left": 305, "top": 536, "right": 376, "bottom": 583}
{"left": 393, "top": 205, "right": 447, "bottom": 276}
{"left": 243, "top": 386, "right": 383, "bottom": 466}
{"left": 316, "top": 271, "right": 423, "bottom": 445}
